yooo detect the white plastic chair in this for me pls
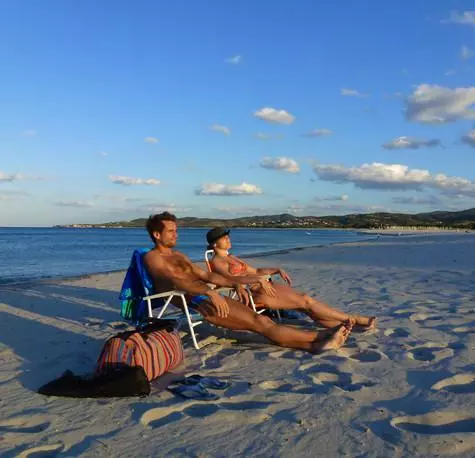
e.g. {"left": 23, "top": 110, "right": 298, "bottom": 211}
{"left": 143, "top": 290, "right": 204, "bottom": 350}
{"left": 204, "top": 250, "right": 280, "bottom": 321}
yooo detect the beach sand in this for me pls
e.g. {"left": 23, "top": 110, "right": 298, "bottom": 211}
{"left": 1, "top": 233, "right": 475, "bottom": 457}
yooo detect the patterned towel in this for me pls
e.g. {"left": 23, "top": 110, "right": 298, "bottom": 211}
{"left": 119, "top": 248, "right": 153, "bottom": 321}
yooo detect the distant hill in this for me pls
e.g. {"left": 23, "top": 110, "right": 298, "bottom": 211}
{"left": 55, "top": 208, "right": 475, "bottom": 229}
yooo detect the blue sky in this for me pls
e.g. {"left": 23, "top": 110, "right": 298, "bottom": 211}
{"left": 1, "top": 0, "right": 475, "bottom": 226}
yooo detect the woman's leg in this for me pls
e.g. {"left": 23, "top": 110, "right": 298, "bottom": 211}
{"left": 253, "top": 284, "right": 376, "bottom": 329}
{"left": 196, "top": 297, "right": 352, "bottom": 353}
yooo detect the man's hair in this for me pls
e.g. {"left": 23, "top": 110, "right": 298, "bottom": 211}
{"left": 146, "top": 212, "right": 177, "bottom": 243}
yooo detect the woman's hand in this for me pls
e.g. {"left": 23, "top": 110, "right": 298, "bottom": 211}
{"left": 258, "top": 276, "right": 276, "bottom": 297}
{"left": 279, "top": 269, "right": 292, "bottom": 285}
{"left": 233, "top": 284, "right": 250, "bottom": 307}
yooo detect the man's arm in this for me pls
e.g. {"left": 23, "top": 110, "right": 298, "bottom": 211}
{"left": 144, "top": 252, "right": 230, "bottom": 317}
{"left": 144, "top": 252, "right": 214, "bottom": 296}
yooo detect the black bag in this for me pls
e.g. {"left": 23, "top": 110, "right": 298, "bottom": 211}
{"left": 38, "top": 366, "right": 150, "bottom": 398}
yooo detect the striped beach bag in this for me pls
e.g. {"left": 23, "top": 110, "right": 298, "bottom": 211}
{"left": 96, "top": 323, "right": 184, "bottom": 382}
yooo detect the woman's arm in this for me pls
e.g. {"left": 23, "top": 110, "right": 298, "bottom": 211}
{"left": 212, "top": 256, "right": 267, "bottom": 284}
{"left": 241, "top": 259, "right": 292, "bottom": 285}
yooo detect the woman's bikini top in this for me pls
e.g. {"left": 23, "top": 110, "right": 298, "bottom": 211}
{"left": 227, "top": 256, "right": 248, "bottom": 275}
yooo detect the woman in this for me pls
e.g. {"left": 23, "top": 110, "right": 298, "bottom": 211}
{"left": 206, "top": 227, "right": 376, "bottom": 330}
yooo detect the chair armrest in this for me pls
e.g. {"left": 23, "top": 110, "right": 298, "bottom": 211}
{"left": 145, "top": 290, "right": 187, "bottom": 300}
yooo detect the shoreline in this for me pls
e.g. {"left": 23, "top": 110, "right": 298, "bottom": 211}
{"left": 1, "top": 230, "right": 468, "bottom": 288}
{"left": 0, "top": 234, "right": 379, "bottom": 288}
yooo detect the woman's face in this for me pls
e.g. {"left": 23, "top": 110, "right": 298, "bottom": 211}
{"left": 215, "top": 234, "right": 231, "bottom": 250}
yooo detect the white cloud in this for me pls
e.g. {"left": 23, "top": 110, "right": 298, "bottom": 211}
{"left": 312, "top": 161, "right": 475, "bottom": 197}
{"left": 445, "top": 10, "right": 475, "bottom": 28}
{"left": 145, "top": 136, "right": 159, "bottom": 144}
{"left": 288, "top": 201, "right": 388, "bottom": 215}
{"left": 382, "top": 136, "right": 441, "bottom": 150}
{"left": 260, "top": 157, "right": 300, "bottom": 174}
{"left": 255, "top": 132, "right": 284, "bottom": 141}
{"left": 392, "top": 195, "right": 440, "bottom": 205}
{"left": 341, "top": 88, "right": 367, "bottom": 97}
{"left": 0, "top": 190, "right": 29, "bottom": 201}
{"left": 462, "top": 129, "right": 475, "bottom": 147}
{"left": 109, "top": 175, "right": 160, "bottom": 186}
{"left": 22, "top": 129, "right": 37, "bottom": 137}
{"left": 210, "top": 124, "right": 231, "bottom": 136}
{"left": 461, "top": 46, "right": 475, "bottom": 60}
{"left": 140, "top": 203, "right": 192, "bottom": 213}
{"left": 195, "top": 182, "right": 263, "bottom": 196}
{"left": 256, "top": 132, "right": 270, "bottom": 140}
{"left": 0, "top": 171, "right": 24, "bottom": 183}
{"left": 405, "top": 84, "right": 475, "bottom": 124}
{"left": 96, "top": 151, "right": 109, "bottom": 157}
{"left": 213, "top": 205, "right": 265, "bottom": 215}
{"left": 254, "top": 107, "right": 295, "bottom": 125}
{"left": 93, "top": 194, "right": 146, "bottom": 203}
{"left": 314, "top": 194, "right": 349, "bottom": 202}
{"left": 303, "top": 128, "right": 333, "bottom": 138}
{"left": 54, "top": 200, "right": 94, "bottom": 208}
{"left": 445, "top": 69, "right": 457, "bottom": 77}
{"left": 224, "top": 55, "right": 242, "bottom": 64}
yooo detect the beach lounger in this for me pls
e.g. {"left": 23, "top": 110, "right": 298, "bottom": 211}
{"left": 204, "top": 250, "right": 281, "bottom": 321}
{"left": 120, "top": 249, "right": 204, "bottom": 349}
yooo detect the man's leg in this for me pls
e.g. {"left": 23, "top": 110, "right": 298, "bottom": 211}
{"left": 253, "top": 284, "right": 376, "bottom": 329}
{"left": 196, "top": 297, "right": 352, "bottom": 353}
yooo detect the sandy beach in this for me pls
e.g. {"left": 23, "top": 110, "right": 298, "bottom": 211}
{"left": 1, "top": 233, "right": 475, "bottom": 457}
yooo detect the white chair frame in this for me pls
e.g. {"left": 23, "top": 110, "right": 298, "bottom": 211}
{"left": 204, "top": 250, "right": 280, "bottom": 321}
{"left": 143, "top": 290, "right": 203, "bottom": 350}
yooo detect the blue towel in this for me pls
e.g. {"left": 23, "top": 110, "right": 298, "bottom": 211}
{"left": 119, "top": 249, "right": 206, "bottom": 322}
{"left": 119, "top": 248, "right": 153, "bottom": 321}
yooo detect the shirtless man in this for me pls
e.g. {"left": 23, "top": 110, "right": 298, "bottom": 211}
{"left": 142, "top": 212, "right": 352, "bottom": 353}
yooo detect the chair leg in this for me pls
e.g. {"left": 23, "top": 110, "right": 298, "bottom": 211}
{"left": 180, "top": 295, "right": 200, "bottom": 350}
{"left": 156, "top": 295, "right": 173, "bottom": 319}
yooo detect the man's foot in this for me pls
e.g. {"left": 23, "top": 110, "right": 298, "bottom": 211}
{"left": 351, "top": 315, "right": 377, "bottom": 331}
{"left": 315, "top": 319, "right": 354, "bottom": 341}
{"left": 312, "top": 323, "right": 352, "bottom": 353}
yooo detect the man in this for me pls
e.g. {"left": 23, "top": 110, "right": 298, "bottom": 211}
{"left": 143, "top": 212, "right": 352, "bottom": 353}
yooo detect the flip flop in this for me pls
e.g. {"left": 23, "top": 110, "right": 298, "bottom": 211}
{"left": 183, "top": 374, "right": 230, "bottom": 390}
{"left": 167, "top": 384, "right": 219, "bottom": 401}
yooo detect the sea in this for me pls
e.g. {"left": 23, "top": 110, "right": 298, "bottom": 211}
{"left": 0, "top": 227, "right": 376, "bottom": 284}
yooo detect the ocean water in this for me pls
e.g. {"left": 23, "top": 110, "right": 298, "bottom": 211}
{"left": 0, "top": 227, "right": 375, "bottom": 284}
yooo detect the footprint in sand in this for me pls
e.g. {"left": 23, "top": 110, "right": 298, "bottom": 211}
{"left": 17, "top": 443, "right": 64, "bottom": 458}
{"left": 140, "top": 397, "right": 272, "bottom": 429}
{"left": 432, "top": 374, "right": 475, "bottom": 394}
{"left": 384, "top": 328, "right": 410, "bottom": 338}
{"left": 298, "top": 363, "right": 376, "bottom": 392}
{"left": 107, "top": 321, "right": 129, "bottom": 330}
{"left": 407, "top": 343, "right": 454, "bottom": 363}
{"left": 348, "top": 349, "right": 385, "bottom": 363}
{"left": 391, "top": 411, "right": 475, "bottom": 435}
{"left": 409, "top": 313, "right": 444, "bottom": 326}
{"left": 452, "top": 326, "right": 475, "bottom": 334}
{"left": 84, "top": 317, "right": 104, "bottom": 327}
{"left": 0, "top": 416, "right": 50, "bottom": 434}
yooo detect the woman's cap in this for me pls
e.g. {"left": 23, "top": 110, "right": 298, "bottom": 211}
{"left": 206, "top": 227, "right": 230, "bottom": 245}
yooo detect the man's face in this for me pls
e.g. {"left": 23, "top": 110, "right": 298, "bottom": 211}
{"left": 155, "top": 220, "right": 178, "bottom": 248}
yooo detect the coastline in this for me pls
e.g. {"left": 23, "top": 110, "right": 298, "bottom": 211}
{"left": 1, "top": 230, "right": 469, "bottom": 288}
{"left": 0, "top": 232, "right": 379, "bottom": 287}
